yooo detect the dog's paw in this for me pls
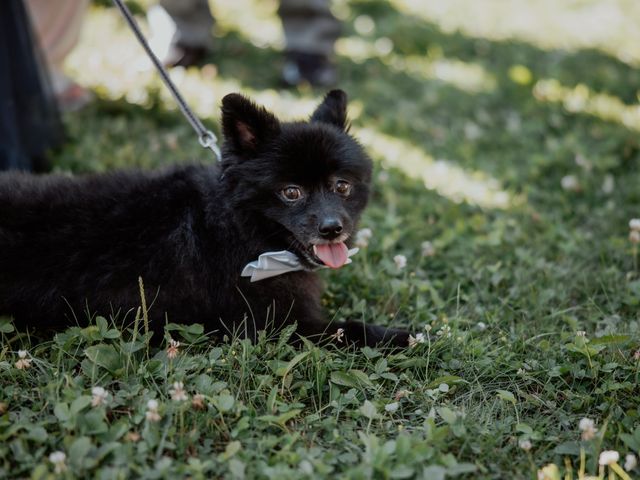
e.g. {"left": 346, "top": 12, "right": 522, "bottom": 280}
{"left": 341, "top": 321, "right": 411, "bottom": 349}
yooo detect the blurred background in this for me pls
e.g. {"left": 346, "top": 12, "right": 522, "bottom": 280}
{"left": 6, "top": 0, "right": 636, "bottom": 210}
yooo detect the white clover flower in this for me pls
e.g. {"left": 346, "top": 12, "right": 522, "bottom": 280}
{"left": 519, "top": 439, "right": 532, "bottom": 451}
{"left": 537, "top": 463, "right": 559, "bottom": 480}
{"left": 192, "top": 393, "right": 206, "bottom": 411}
{"left": 393, "top": 254, "right": 407, "bottom": 270}
{"left": 15, "top": 350, "right": 31, "bottom": 370}
{"left": 476, "top": 322, "right": 487, "bottom": 331}
{"left": 630, "top": 230, "right": 640, "bottom": 244}
{"left": 574, "top": 154, "right": 592, "bottom": 171}
{"left": 385, "top": 402, "right": 399, "bottom": 413}
{"left": 169, "top": 381, "right": 188, "bottom": 402}
{"left": 582, "top": 426, "right": 596, "bottom": 441}
{"left": 579, "top": 417, "right": 597, "bottom": 440}
{"left": 166, "top": 338, "right": 180, "bottom": 359}
{"left": 629, "top": 219, "right": 640, "bottom": 231}
{"left": 601, "top": 174, "right": 615, "bottom": 194}
{"left": 330, "top": 328, "right": 345, "bottom": 343}
{"left": 394, "top": 389, "right": 411, "bottom": 401}
{"left": 49, "top": 451, "right": 67, "bottom": 473}
{"left": 49, "top": 451, "right": 66, "bottom": 463}
{"left": 421, "top": 241, "right": 435, "bottom": 257}
{"left": 561, "top": 175, "right": 580, "bottom": 191}
{"left": 436, "top": 325, "right": 452, "bottom": 338}
{"left": 15, "top": 359, "right": 31, "bottom": 369}
{"left": 578, "top": 417, "right": 594, "bottom": 431}
{"left": 91, "top": 386, "right": 109, "bottom": 407}
{"left": 598, "top": 450, "right": 620, "bottom": 466}
{"left": 464, "top": 121, "right": 482, "bottom": 140}
{"left": 408, "top": 333, "right": 425, "bottom": 348}
{"left": 355, "top": 228, "right": 373, "bottom": 248}
{"left": 146, "top": 399, "right": 161, "bottom": 422}
{"left": 146, "top": 409, "right": 161, "bottom": 422}
{"left": 625, "top": 454, "right": 637, "bottom": 471}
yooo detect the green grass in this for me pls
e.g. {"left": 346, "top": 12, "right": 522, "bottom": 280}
{"left": 2, "top": 1, "right": 640, "bottom": 478}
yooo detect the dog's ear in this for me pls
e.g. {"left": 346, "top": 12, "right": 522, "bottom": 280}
{"left": 310, "top": 90, "right": 348, "bottom": 130}
{"left": 221, "top": 93, "right": 281, "bottom": 156}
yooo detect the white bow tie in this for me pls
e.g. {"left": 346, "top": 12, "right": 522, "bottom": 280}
{"left": 241, "top": 248, "right": 359, "bottom": 282}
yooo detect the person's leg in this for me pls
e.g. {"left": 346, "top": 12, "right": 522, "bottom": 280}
{"left": 278, "top": 0, "right": 341, "bottom": 86}
{"left": 159, "top": 0, "right": 214, "bottom": 67}
{"left": 279, "top": 0, "right": 339, "bottom": 57}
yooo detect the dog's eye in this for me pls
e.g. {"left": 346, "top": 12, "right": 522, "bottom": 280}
{"left": 282, "top": 186, "right": 302, "bottom": 201}
{"left": 335, "top": 180, "right": 352, "bottom": 196}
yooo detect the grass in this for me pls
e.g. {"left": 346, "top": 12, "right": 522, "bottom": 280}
{"left": 1, "top": 0, "right": 640, "bottom": 478}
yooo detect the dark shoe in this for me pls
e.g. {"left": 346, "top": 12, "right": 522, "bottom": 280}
{"left": 164, "top": 43, "right": 208, "bottom": 68}
{"left": 282, "top": 52, "right": 337, "bottom": 87}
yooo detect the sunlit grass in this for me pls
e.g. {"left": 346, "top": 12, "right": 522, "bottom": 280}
{"left": 212, "top": 0, "right": 283, "bottom": 49}
{"left": 131, "top": 0, "right": 283, "bottom": 49}
{"left": 337, "top": 36, "right": 496, "bottom": 93}
{"left": 534, "top": 78, "right": 640, "bottom": 132}
{"left": 67, "top": 9, "right": 238, "bottom": 119}
{"left": 393, "top": 0, "right": 640, "bottom": 66}
{"left": 356, "top": 127, "right": 514, "bottom": 209}
{"left": 68, "top": 7, "right": 325, "bottom": 124}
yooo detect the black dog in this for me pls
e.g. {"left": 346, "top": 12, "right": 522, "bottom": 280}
{"left": 0, "top": 90, "right": 409, "bottom": 347}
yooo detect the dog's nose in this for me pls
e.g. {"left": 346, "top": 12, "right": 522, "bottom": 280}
{"left": 318, "top": 218, "right": 343, "bottom": 238}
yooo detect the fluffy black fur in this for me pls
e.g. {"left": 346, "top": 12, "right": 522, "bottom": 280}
{"left": 0, "top": 90, "right": 410, "bottom": 347}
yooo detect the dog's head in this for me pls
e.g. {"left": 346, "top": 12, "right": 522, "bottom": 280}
{"left": 220, "top": 90, "right": 372, "bottom": 269}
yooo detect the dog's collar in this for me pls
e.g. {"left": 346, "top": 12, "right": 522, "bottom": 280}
{"left": 241, "top": 248, "right": 359, "bottom": 282}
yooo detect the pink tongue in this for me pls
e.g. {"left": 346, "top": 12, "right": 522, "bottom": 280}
{"left": 314, "top": 242, "right": 348, "bottom": 269}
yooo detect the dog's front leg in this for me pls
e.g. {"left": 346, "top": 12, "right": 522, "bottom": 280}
{"left": 297, "top": 318, "right": 410, "bottom": 349}
{"left": 341, "top": 321, "right": 410, "bottom": 349}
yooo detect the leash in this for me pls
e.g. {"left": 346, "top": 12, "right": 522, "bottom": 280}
{"left": 111, "top": 0, "right": 221, "bottom": 161}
